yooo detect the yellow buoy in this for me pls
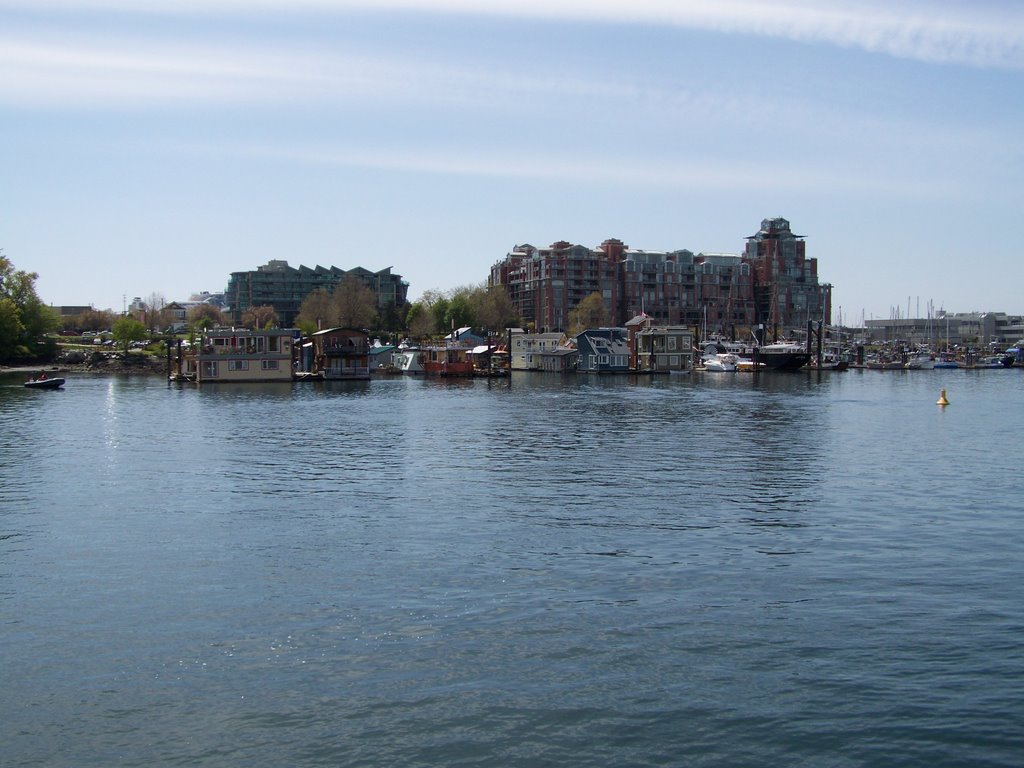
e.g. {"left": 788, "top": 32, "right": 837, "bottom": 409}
{"left": 937, "top": 389, "right": 949, "bottom": 406}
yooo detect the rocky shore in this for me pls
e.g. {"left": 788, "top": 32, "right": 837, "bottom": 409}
{"left": 2, "top": 349, "right": 168, "bottom": 376}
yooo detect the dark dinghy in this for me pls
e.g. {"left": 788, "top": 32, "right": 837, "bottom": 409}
{"left": 24, "top": 376, "right": 65, "bottom": 389}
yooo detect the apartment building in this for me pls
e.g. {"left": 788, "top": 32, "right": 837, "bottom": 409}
{"left": 226, "top": 260, "right": 409, "bottom": 327}
{"left": 490, "top": 217, "right": 822, "bottom": 335}
{"left": 744, "top": 217, "right": 832, "bottom": 336}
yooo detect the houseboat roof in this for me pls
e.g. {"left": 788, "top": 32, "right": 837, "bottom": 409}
{"left": 312, "top": 326, "right": 367, "bottom": 336}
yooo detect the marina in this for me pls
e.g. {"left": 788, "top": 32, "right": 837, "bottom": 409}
{"left": 3, "top": 368, "right": 1023, "bottom": 766}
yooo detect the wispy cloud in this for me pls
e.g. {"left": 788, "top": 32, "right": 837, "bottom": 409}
{"left": 210, "top": 139, "right": 958, "bottom": 199}
{"left": 2, "top": 0, "right": 1022, "bottom": 69}
{"left": 0, "top": 28, "right": 767, "bottom": 114}
{"left": 0, "top": 33, "right": 416, "bottom": 107}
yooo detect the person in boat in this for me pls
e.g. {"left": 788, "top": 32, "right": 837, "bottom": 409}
{"left": 38, "top": 371, "right": 47, "bottom": 380}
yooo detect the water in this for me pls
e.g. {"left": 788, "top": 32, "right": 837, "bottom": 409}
{"left": 2, "top": 369, "right": 1022, "bottom": 767}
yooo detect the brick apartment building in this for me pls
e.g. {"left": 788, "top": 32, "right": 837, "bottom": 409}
{"left": 489, "top": 217, "right": 830, "bottom": 337}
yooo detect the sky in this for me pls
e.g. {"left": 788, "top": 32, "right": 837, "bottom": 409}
{"left": 2, "top": 0, "right": 1022, "bottom": 324}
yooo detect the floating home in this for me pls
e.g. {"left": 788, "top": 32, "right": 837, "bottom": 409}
{"left": 190, "top": 328, "right": 297, "bottom": 383}
{"left": 311, "top": 327, "right": 371, "bottom": 380}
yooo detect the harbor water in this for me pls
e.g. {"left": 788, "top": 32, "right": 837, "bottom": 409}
{"left": 2, "top": 369, "right": 1022, "bottom": 767}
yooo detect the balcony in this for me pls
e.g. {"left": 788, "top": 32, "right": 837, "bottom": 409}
{"left": 321, "top": 342, "right": 369, "bottom": 355}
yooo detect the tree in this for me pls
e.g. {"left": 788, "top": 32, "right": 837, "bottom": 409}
{"left": 73, "top": 308, "right": 115, "bottom": 333}
{"left": 473, "top": 284, "right": 520, "bottom": 335}
{"left": 241, "top": 305, "right": 278, "bottom": 329}
{"left": 430, "top": 297, "right": 450, "bottom": 335}
{"left": 567, "top": 292, "right": 610, "bottom": 336}
{"left": 0, "top": 252, "right": 60, "bottom": 361}
{"left": 295, "top": 288, "right": 335, "bottom": 334}
{"left": 445, "top": 287, "right": 475, "bottom": 331}
{"left": 332, "top": 276, "right": 378, "bottom": 329}
{"left": 143, "top": 292, "right": 168, "bottom": 331}
{"left": 0, "top": 298, "right": 24, "bottom": 360}
{"left": 406, "top": 301, "right": 434, "bottom": 338}
{"left": 112, "top": 316, "right": 148, "bottom": 356}
{"left": 378, "top": 301, "right": 408, "bottom": 334}
{"left": 187, "top": 303, "right": 227, "bottom": 331}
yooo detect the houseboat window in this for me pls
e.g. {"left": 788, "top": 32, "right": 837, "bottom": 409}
{"left": 669, "top": 355, "right": 679, "bottom": 366}
{"left": 202, "top": 361, "right": 219, "bottom": 378}
{"left": 599, "top": 354, "right": 608, "bottom": 365}
{"left": 268, "top": 335, "right": 279, "bottom": 352}
{"left": 228, "top": 360, "right": 249, "bottom": 371}
{"left": 261, "top": 360, "right": 279, "bottom": 370}
{"left": 667, "top": 336, "right": 677, "bottom": 351}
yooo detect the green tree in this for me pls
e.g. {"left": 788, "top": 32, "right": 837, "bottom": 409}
{"left": 0, "top": 298, "right": 24, "bottom": 360}
{"left": 430, "top": 297, "right": 450, "bottom": 336}
{"left": 0, "top": 253, "right": 59, "bottom": 361}
{"left": 406, "top": 301, "right": 433, "bottom": 338}
{"left": 112, "top": 316, "right": 148, "bottom": 356}
{"left": 378, "top": 300, "right": 408, "bottom": 334}
{"left": 296, "top": 288, "right": 335, "bottom": 334}
{"left": 445, "top": 287, "right": 475, "bottom": 331}
{"left": 567, "top": 292, "right": 610, "bottom": 336}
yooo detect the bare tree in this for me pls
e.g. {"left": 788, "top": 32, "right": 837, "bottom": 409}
{"left": 241, "top": 305, "right": 278, "bottom": 329}
{"left": 143, "top": 292, "right": 168, "bottom": 331}
{"left": 75, "top": 308, "right": 115, "bottom": 332}
{"left": 332, "top": 276, "right": 377, "bottom": 329}
{"left": 474, "top": 284, "right": 519, "bottom": 335}
{"left": 187, "top": 303, "right": 227, "bottom": 330}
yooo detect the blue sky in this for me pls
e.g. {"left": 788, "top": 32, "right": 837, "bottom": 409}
{"left": 2, "top": 0, "right": 1022, "bottom": 323}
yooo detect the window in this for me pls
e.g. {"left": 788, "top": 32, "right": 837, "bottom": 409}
{"left": 261, "top": 360, "right": 279, "bottom": 370}
{"left": 228, "top": 360, "right": 249, "bottom": 371}
{"left": 202, "top": 361, "right": 219, "bottom": 378}
{"left": 667, "top": 336, "right": 677, "bottom": 351}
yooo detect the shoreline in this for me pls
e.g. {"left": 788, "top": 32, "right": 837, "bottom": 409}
{"left": 1, "top": 357, "right": 167, "bottom": 377}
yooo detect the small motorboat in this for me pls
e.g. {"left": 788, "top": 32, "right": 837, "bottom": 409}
{"left": 24, "top": 375, "right": 65, "bottom": 389}
{"left": 701, "top": 353, "right": 738, "bottom": 372}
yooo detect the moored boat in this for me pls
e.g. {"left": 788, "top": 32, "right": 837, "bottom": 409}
{"left": 809, "top": 351, "right": 849, "bottom": 371}
{"left": 735, "top": 358, "right": 766, "bottom": 372}
{"left": 866, "top": 359, "right": 904, "bottom": 370}
{"left": 752, "top": 341, "right": 811, "bottom": 371}
{"left": 905, "top": 353, "right": 935, "bottom": 370}
{"left": 392, "top": 346, "right": 425, "bottom": 374}
{"left": 700, "top": 353, "right": 738, "bottom": 372}
{"left": 421, "top": 344, "right": 474, "bottom": 377}
{"left": 969, "top": 356, "right": 1007, "bottom": 369}
{"left": 703, "top": 338, "right": 808, "bottom": 371}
